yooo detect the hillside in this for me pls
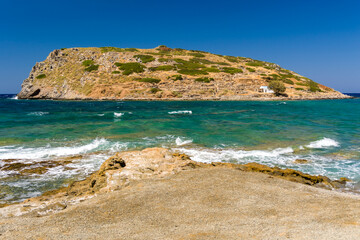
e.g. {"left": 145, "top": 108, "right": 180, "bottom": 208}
{"left": 17, "top": 46, "right": 348, "bottom": 100}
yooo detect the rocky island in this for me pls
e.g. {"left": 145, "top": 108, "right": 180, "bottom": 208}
{"left": 17, "top": 46, "right": 348, "bottom": 100}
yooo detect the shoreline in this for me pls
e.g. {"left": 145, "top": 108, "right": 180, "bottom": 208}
{"left": 1, "top": 148, "right": 359, "bottom": 239}
{"left": 0, "top": 148, "right": 354, "bottom": 213}
{"left": 16, "top": 94, "right": 354, "bottom": 101}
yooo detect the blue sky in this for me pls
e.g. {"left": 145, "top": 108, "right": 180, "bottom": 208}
{"left": 1, "top": 0, "right": 359, "bottom": 93}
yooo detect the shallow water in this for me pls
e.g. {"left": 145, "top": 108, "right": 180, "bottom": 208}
{"left": 0, "top": 94, "right": 359, "bottom": 202}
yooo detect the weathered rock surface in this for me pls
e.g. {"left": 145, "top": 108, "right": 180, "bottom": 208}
{"left": 1, "top": 151, "right": 360, "bottom": 239}
{"left": 0, "top": 148, "right": 351, "bottom": 218}
{"left": 17, "top": 46, "right": 350, "bottom": 100}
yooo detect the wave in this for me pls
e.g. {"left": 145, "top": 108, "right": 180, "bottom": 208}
{"left": 175, "top": 137, "right": 193, "bottom": 146}
{"left": 175, "top": 147, "right": 294, "bottom": 164}
{"left": 168, "top": 110, "right": 192, "bottom": 115}
{"left": 9, "top": 95, "right": 18, "bottom": 100}
{"left": 114, "top": 112, "right": 124, "bottom": 117}
{"left": 27, "top": 112, "right": 49, "bottom": 116}
{"left": 306, "top": 137, "right": 339, "bottom": 149}
{"left": 0, "top": 138, "right": 111, "bottom": 160}
{"left": 97, "top": 113, "right": 105, "bottom": 116}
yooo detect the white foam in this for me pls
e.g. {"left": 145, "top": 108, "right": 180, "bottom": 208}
{"left": 27, "top": 112, "right": 49, "bottom": 116}
{"left": 97, "top": 113, "right": 105, "bottom": 116}
{"left": 306, "top": 138, "right": 339, "bottom": 149}
{"left": 114, "top": 112, "right": 124, "bottom": 117}
{"left": 175, "top": 147, "right": 294, "bottom": 164}
{"left": 175, "top": 137, "right": 193, "bottom": 146}
{"left": 9, "top": 95, "right": 18, "bottom": 100}
{"left": 168, "top": 110, "right": 192, "bottom": 115}
{"left": 0, "top": 138, "right": 109, "bottom": 160}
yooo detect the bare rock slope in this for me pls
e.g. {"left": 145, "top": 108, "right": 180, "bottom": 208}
{"left": 17, "top": 46, "right": 348, "bottom": 100}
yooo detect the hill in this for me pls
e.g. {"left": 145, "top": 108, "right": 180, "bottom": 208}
{"left": 17, "top": 46, "right": 348, "bottom": 100}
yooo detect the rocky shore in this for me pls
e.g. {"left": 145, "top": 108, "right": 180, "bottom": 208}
{"left": 1, "top": 148, "right": 359, "bottom": 239}
{"left": 17, "top": 46, "right": 350, "bottom": 101}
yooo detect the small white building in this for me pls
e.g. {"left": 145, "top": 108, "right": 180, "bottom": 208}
{"left": 260, "top": 86, "right": 274, "bottom": 93}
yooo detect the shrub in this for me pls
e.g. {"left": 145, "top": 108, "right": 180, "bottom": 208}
{"left": 283, "top": 79, "right": 294, "bottom": 85}
{"left": 195, "top": 77, "right": 214, "bottom": 83}
{"left": 124, "top": 48, "right": 138, "bottom": 52}
{"left": 36, "top": 74, "right": 46, "bottom": 79}
{"left": 100, "top": 47, "right": 124, "bottom": 53}
{"left": 246, "top": 67, "right": 256, "bottom": 72}
{"left": 157, "top": 45, "right": 172, "bottom": 52}
{"left": 222, "top": 67, "right": 243, "bottom": 74}
{"left": 296, "top": 82, "right": 308, "bottom": 86}
{"left": 224, "top": 56, "right": 238, "bottom": 62}
{"left": 174, "top": 59, "right": 206, "bottom": 69}
{"left": 246, "top": 61, "right": 265, "bottom": 67}
{"left": 170, "top": 74, "right": 183, "bottom": 81}
{"left": 112, "top": 71, "right": 121, "bottom": 74}
{"left": 309, "top": 80, "right": 321, "bottom": 92}
{"left": 268, "top": 81, "right": 286, "bottom": 95}
{"left": 149, "top": 88, "right": 161, "bottom": 93}
{"left": 177, "top": 69, "right": 208, "bottom": 76}
{"left": 295, "top": 87, "right": 304, "bottom": 91}
{"left": 149, "top": 65, "right": 176, "bottom": 71}
{"left": 136, "top": 78, "right": 161, "bottom": 83}
{"left": 82, "top": 60, "right": 94, "bottom": 66}
{"left": 134, "top": 54, "right": 155, "bottom": 63}
{"left": 85, "top": 65, "right": 99, "bottom": 72}
{"left": 190, "top": 52, "right": 205, "bottom": 58}
{"left": 116, "top": 62, "right": 146, "bottom": 75}
{"left": 203, "top": 67, "right": 220, "bottom": 72}
{"left": 190, "top": 58, "right": 214, "bottom": 64}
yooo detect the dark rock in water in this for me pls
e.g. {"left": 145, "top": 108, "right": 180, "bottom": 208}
{"left": 242, "top": 162, "right": 345, "bottom": 189}
{"left": 293, "top": 159, "right": 310, "bottom": 164}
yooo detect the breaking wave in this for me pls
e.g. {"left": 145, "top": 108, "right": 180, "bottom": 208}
{"left": 27, "top": 112, "right": 49, "bottom": 116}
{"left": 175, "top": 137, "right": 193, "bottom": 146}
{"left": 175, "top": 147, "right": 294, "bottom": 164}
{"left": 306, "top": 137, "right": 339, "bottom": 149}
{"left": 0, "top": 138, "right": 110, "bottom": 160}
{"left": 168, "top": 110, "right": 192, "bottom": 115}
{"left": 114, "top": 112, "right": 124, "bottom": 117}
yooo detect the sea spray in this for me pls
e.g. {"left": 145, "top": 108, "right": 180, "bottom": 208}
{"left": 306, "top": 138, "right": 340, "bottom": 149}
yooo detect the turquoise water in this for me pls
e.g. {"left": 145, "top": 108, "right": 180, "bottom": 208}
{"left": 0, "top": 94, "right": 359, "bottom": 202}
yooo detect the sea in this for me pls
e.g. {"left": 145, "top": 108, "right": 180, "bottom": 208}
{"left": 0, "top": 93, "right": 359, "bottom": 203}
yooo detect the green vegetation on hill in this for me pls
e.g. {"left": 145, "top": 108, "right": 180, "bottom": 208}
{"left": 309, "top": 80, "right": 321, "bottom": 92}
{"left": 36, "top": 74, "right": 46, "bottom": 79}
{"left": 115, "top": 62, "right": 145, "bottom": 75}
{"left": 134, "top": 55, "right": 155, "bottom": 63}
{"left": 269, "top": 81, "right": 286, "bottom": 96}
{"left": 149, "top": 65, "right": 176, "bottom": 71}
{"left": 246, "top": 61, "right": 266, "bottom": 67}
{"left": 82, "top": 60, "right": 99, "bottom": 72}
{"left": 82, "top": 60, "right": 94, "bottom": 66}
{"left": 222, "top": 67, "right": 243, "bottom": 74}
{"left": 194, "top": 77, "right": 214, "bottom": 83}
{"left": 136, "top": 78, "right": 161, "bottom": 83}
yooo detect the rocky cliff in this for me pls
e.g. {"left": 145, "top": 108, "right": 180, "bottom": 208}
{"left": 17, "top": 46, "right": 349, "bottom": 100}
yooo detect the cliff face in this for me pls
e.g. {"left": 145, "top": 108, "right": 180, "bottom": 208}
{"left": 17, "top": 46, "right": 348, "bottom": 100}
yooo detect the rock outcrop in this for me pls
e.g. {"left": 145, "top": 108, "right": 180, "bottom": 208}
{"left": 17, "top": 46, "right": 349, "bottom": 100}
{"left": 0, "top": 148, "right": 350, "bottom": 217}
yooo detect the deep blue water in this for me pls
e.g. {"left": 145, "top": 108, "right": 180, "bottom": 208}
{"left": 0, "top": 94, "right": 359, "bottom": 202}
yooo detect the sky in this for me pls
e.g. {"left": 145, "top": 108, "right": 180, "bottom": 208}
{"left": 0, "top": 0, "right": 359, "bottom": 93}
